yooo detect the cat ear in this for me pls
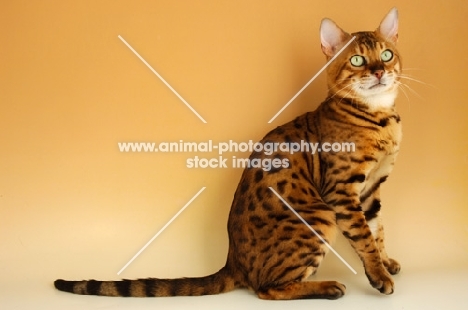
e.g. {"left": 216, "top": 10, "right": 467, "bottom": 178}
{"left": 379, "top": 7, "right": 399, "bottom": 44}
{"left": 320, "top": 18, "right": 349, "bottom": 57}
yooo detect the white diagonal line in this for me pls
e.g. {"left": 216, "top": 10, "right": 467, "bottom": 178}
{"left": 117, "top": 186, "right": 206, "bottom": 275}
{"left": 118, "top": 35, "right": 207, "bottom": 124}
{"left": 268, "top": 187, "right": 357, "bottom": 274}
{"left": 267, "top": 36, "right": 356, "bottom": 124}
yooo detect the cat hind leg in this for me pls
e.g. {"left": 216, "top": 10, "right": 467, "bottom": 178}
{"left": 257, "top": 281, "right": 346, "bottom": 300}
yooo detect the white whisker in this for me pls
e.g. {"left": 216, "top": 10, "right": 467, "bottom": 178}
{"left": 397, "top": 81, "right": 425, "bottom": 101}
{"left": 401, "top": 68, "right": 424, "bottom": 71}
{"left": 329, "top": 82, "right": 360, "bottom": 104}
{"left": 398, "top": 75, "right": 432, "bottom": 86}
{"left": 395, "top": 82, "right": 411, "bottom": 111}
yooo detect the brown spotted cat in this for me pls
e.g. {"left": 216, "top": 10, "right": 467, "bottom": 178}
{"left": 55, "top": 7, "right": 402, "bottom": 300}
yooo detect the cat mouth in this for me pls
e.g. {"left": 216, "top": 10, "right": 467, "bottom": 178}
{"left": 369, "top": 83, "right": 386, "bottom": 89}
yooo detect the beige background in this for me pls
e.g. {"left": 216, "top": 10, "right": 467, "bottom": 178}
{"left": 1, "top": 0, "right": 467, "bottom": 309}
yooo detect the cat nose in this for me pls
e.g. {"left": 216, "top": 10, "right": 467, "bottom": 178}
{"left": 373, "top": 70, "right": 384, "bottom": 80}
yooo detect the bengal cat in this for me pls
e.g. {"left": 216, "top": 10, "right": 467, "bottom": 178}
{"left": 55, "top": 7, "right": 402, "bottom": 300}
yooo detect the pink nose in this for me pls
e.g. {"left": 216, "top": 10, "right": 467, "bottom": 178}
{"left": 374, "top": 70, "right": 384, "bottom": 80}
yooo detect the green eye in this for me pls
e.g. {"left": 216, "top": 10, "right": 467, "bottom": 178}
{"left": 381, "top": 49, "right": 393, "bottom": 62}
{"left": 350, "top": 55, "right": 365, "bottom": 67}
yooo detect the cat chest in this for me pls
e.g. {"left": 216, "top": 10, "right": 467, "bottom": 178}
{"left": 376, "top": 118, "right": 402, "bottom": 154}
{"left": 360, "top": 120, "right": 401, "bottom": 195}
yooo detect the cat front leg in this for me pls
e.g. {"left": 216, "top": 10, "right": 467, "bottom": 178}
{"left": 367, "top": 214, "right": 401, "bottom": 275}
{"left": 330, "top": 183, "right": 394, "bottom": 295}
{"left": 362, "top": 188, "right": 401, "bottom": 275}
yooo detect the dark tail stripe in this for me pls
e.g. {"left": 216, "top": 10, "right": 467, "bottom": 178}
{"left": 115, "top": 279, "right": 132, "bottom": 297}
{"left": 144, "top": 278, "right": 155, "bottom": 297}
{"left": 87, "top": 280, "right": 102, "bottom": 295}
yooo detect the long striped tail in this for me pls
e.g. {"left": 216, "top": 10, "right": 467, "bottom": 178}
{"left": 54, "top": 266, "right": 236, "bottom": 297}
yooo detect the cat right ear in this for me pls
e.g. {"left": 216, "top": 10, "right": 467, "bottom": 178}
{"left": 320, "top": 18, "right": 349, "bottom": 57}
{"left": 379, "top": 7, "right": 399, "bottom": 44}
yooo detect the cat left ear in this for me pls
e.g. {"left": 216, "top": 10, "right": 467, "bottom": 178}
{"left": 320, "top": 18, "right": 350, "bottom": 57}
{"left": 379, "top": 7, "right": 399, "bottom": 44}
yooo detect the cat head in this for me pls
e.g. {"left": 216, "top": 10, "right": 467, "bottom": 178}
{"left": 320, "top": 8, "right": 401, "bottom": 110}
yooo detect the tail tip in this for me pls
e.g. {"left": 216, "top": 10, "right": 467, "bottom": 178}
{"left": 54, "top": 279, "right": 75, "bottom": 293}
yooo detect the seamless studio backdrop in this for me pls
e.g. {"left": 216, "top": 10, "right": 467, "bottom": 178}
{"left": 1, "top": 1, "right": 467, "bottom": 309}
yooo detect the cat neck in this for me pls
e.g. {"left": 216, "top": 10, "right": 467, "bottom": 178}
{"left": 329, "top": 93, "right": 397, "bottom": 114}
{"left": 329, "top": 91, "right": 397, "bottom": 113}
{"left": 362, "top": 92, "right": 397, "bottom": 111}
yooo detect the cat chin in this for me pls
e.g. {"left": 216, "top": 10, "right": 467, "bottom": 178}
{"left": 362, "top": 92, "right": 397, "bottom": 110}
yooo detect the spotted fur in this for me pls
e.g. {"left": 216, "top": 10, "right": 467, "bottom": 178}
{"left": 55, "top": 8, "right": 402, "bottom": 300}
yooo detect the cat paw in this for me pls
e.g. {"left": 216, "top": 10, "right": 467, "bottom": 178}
{"left": 384, "top": 258, "right": 401, "bottom": 275}
{"left": 321, "top": 281, "right": 347, "bottom": 300}
{"left": 365, "top": 267, "right": 394, "bottom": 295}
